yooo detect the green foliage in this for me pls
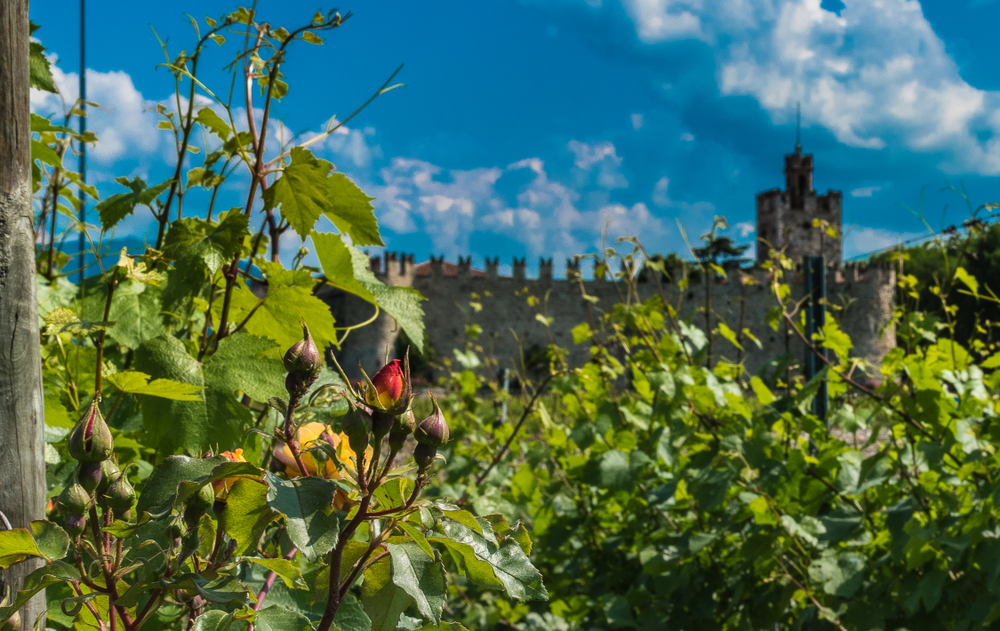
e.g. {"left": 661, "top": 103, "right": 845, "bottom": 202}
{"left": 96, "top": 177, "right": 174, "bottom": 229}
{"left": 872, "top": 217, "right": 1000, "bottom": 351}
{"left": 16, "top": 9, "right": 541, "bottom": 631}
{"left": 419, "top": 236, "right": 1000, "bottom": 630}
{"left": 264, "top": 472, "right": 342, "bottom": 561}
{"left": 29, "top": 22, "right": 57, "bottom": 93}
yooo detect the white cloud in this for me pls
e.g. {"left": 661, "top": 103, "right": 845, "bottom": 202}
{"left": 735, "top": 220, "right": 755, "bottom": 237}
{"left": 567, "top": 139, "right": 629, "bottom": 188}
{"left": 621, "top": 0, "right": 707, "bottom": 43}
{"left": 680, "top": 132, "right": 695, "bottom": 142}
{"left": 651, "top": 176, "right": 715, "bottom": 215}
{"left": 591, "top": 0, "right": 1000, "bottom": 174}
{"left": 32, "top": 66, "right": 161, "bottom": 164}
{"left": 843, "top": 226, "right": 923, "bottom": 259}
{"left": 370, "top": 147, "right": 681, "bottom": 261}
{"left": 631, "top": 113, "right": 644, "bottom": 130}
{"left": 567, "top": 139, "right": 620, "bottom": 169}
{"left": 850, "top": 185, "right": 882, "bottom": 198}
{"left": 372, "top": 158, "right": 503, "bottom": 254}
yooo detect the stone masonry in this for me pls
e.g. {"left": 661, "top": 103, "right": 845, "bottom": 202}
{"left": 323, "top": 145, "right": 896, "bottom": 379}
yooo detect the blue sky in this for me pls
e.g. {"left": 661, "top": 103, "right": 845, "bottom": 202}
{"left": 28, "top": 0, "right": 1000, "bottom": 275}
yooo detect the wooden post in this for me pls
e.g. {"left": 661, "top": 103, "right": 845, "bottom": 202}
{"left": 0, "top": 1, "right": 47, "bottom": 628}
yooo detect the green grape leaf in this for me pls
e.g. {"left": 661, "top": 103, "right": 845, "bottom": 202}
{"left": 324, "top": 172, "right": 383, "bottom": 247}
{"left": 386, "top": 541, "right": 447, "bottom": 624}
{"left": 133, "top": 333, "right": 285, "bottom": 455}
{"left": 95, "top": 178, "right": 173, "bottom": 230}
{"left": 29, "top": 33, "right": 57, "bottom": 93}
{"left": 217, "top": 263, "right": 338, "bottom": 352}
{"left": 31, "top": 139, "right": 61, "bottom": 168}
{"left": 263, "top": 146, "right": 337, "bottom": 238}
{"left": 31, "top": 113, "right": 72, "bottom": 134}
{"left": 105, "top": 370, "right": 204, "bottom": 401}
{"left": 264, "top": 471, "right": 343, "bottom": 561}
{"left": 163, "top": 211, "right": 250, "bottom": 276}
{"left": 313, "top": 245, "right": 426, "bottom": 353}
{"left": 263, "top": 147, "right": 383, "bottom": 245}
{"left": 196, "top": 107, "right": 232, "bottom": 141}
{"left": 313, "top": 232, "right": 374, "bottom": 302}
{"left": 78, "top": 279, "right": 165, "bottom": 350}
{"left": 43, "top": 307, "right": 109, "bottom": 335}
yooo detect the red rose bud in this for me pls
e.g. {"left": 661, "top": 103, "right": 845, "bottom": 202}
{"left": 364, "top": 349, "right": 412, "bottom": 414}
{"left": 284, "top": 322, "right": 323, "bottom": 376}
{"left": 414, "top": 442, "right": 437, "bottom": 470}
{"left": 415, "top": 394, "right": 449, "bottom": 449}
{"left": 57, "top": 483, "right": 91, "bottom": 515}
{"left": 63, "top": 514, "right": 87, "bottom": 537}
{"left": 68, "top": 401, "right": 114, "bottom": 462}
{"left": 77, "top": 461, "right": 103, "bottom": 494}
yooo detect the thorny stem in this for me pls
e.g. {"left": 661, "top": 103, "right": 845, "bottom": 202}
{"left": 471, "top": 372, "right": 560, "bottom": 488}
{"left": 94, "top": 268, "right": 121, "bottom": 395}
{"left": 248, "top": 547, "right": 298, "bottom": 631}
{"left": 284, "top": 395, "right": 311, "bottom": 478}
{"left": 317, "top": 495, "right": 372, "bottom": 631}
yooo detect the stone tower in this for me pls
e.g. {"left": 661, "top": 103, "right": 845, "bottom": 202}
{"left": 755, "top": 143, "right": 842, "bottom": 264}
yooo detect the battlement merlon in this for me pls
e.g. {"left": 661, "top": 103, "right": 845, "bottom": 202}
{"left": 513, "top": 257, "right": 526, "bottom": 281}
{"left": 357, "top": 253, "right": 896, "bottom": 288}
{"left": 539, "top": 258, "right": 553, "bottom": 282}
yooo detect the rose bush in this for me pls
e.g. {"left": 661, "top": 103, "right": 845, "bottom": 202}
{"left": 3, "top": 7, "right": 546, "bottom": 631}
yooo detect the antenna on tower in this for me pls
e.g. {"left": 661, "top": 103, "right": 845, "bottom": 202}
{"left": 795, "top": 101, "right": 801, "bottom": 153}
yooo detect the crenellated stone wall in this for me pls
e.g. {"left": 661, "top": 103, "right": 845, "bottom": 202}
{"left": 325, "top": 253, "right": 896, "bottom": 380}
{"left": 323, "top": 144, "right": 895, "bottom": 379}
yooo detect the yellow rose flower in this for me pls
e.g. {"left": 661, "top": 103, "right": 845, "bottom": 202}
{"left": 273, "top": 422, "right": 372, "bottom": 509}
{"left": 213, "top": 448, "right": 249, "bottom": 499}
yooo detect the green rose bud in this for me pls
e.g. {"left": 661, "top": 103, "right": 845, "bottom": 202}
{"left": 97, "top": 460, "right": 121, "bottom": 495}
{"left": 63, "top": 514, "right": 87, "bottom": 537}
{"left": 414, "top": 442, "right": 437, "bottom": 470}
{"left": 77, "top": 461, "right": 103, "bottom": 494}
{"left": 341, "top": 399, "right": 373, "bottom": 453}
{"left": 68, "top": 401, "right": 114, "bottom": 462}
{"left": 57, "top": 483, "right": 91, "bottom": 515}
{"left": 388, "top": 409, "right": 416, "bottom": 452}
{"left": 103, "top": 473, "right": 136, "bottom": 517}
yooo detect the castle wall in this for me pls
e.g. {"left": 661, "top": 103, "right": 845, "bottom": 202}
{"left": 327, "top": 254, "right": 896, "bottom": 382}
